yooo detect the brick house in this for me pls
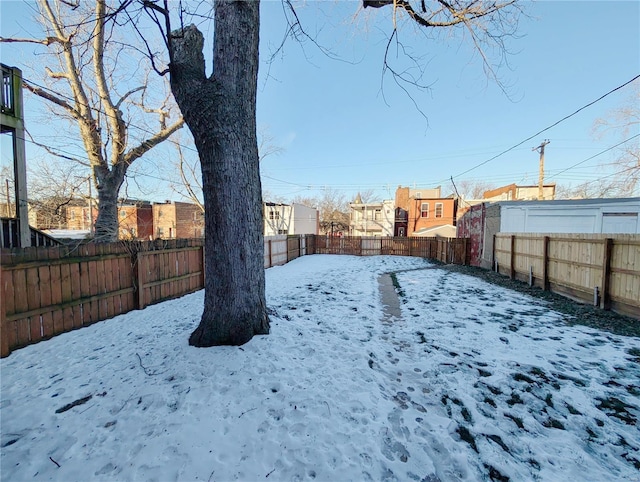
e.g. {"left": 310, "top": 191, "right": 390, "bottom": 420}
{"left": 394, "top": 186, "right": 458, "bottom": 237}
{"left": 118, "top": 199, "right": 153, "bottom": 240}
{"left": 153, "top": 201, "right": 204, "bottom": 239}
{"left": 65, "top": 199, "right": 96, "bottom": 231}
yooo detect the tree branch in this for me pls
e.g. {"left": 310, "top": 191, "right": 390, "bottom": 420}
{"left": 24, "top": 82, "right": 78, "bottom": 116}
{"left": 115, "top": 85, "right": 145, "bottom": 110}
{"left": 122, "top": 118, "right": 184, "bottom": 166}
{"left": 0, "top": 36, "right": 60, "bottom": 45}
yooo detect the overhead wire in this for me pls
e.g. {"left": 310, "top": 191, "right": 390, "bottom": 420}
{"left": 13, "top": 71, "right": 640, "bottom": 199}
{"left": 439, "top": 73, "right": 640, "bottom": 183}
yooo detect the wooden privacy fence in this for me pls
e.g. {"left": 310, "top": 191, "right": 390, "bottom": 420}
{"left": 313, "top": 236, "right": 469, "bottom": 265}
{"left": 263, "top": 235, "right": 316, "bottom": 268}
{"left": 1, "top": 239, "right": 205, "bottom": 357}
{"left": 494, "top": 233, "right": 640, "bottom": 319}
{"left": 1, "top": 234, "right": 466, "bottom": 357}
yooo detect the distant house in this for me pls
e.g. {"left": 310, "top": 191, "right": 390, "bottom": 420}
{"left": 394, "top": 186, "right": 458, "bottom": 237}
{"left": 457, "top": 197, "right": 640, "bottom": 267}
{"left": 483, "top": 183, "right": 556, "bottom": 202}
{"left": 153, "top": 201, "right": 204, "bottom": 239}
{"left": 65, "top": 199, "right": 96, "bottom": 232}
{"left": 117, "top": 199, "right": 153, "bottom": 240}
{"left": 349, "top": 195, "right": 394, "bottom": 236}
{"left": 263, "top": 202, "right": 319, "bottom": 236}
{"left": 457, "top": 183, "right": 557, "bottom": 221}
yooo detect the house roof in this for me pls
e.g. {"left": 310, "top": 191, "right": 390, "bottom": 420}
{"left": 412, "top": 224, "right": 457, "bottom": 237}
{"left": 495, "top": 197, "right": 640, "bottom": 208}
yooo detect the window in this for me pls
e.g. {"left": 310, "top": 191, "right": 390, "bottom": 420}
{"left": 269, "top": 210, "right": 280, "bottom": 220}
{"left": 420, "top": 203, "right": 429, "bottom": 218}
{"left": 374, "top": 209, "right": 381, "bottom": 221}
{"left": 70, "top": 211, "right": 76, "bottom": 221}
{"left": 120, "top": 210, "right": 126, "bottom": 218}
{"left": 435, "top": 203, "right": 443, "bottom": 218}
{"left": 157, "top": 227, "right": 164, "bottom": 236}
{"left": 278, "top": 229, "right": 287, "bottom": 235}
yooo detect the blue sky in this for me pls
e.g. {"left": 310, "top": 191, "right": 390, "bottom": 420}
{"left": 1, "top": 1, "right": 639, "bottom": 203}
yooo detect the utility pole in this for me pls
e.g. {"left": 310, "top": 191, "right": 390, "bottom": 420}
{"left": 533, "top": 140, "right": 550, "bottom": 200}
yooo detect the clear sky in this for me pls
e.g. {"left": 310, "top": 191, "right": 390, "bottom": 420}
{"left": 1, "top": 1, "right": 639, "bottom": 203}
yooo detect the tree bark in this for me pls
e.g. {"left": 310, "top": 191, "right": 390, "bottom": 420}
{"left": 170, "top": 1, "right": 269, "bottom": 346}
{"left": 93, "top": 165, "right": 125, "bottom": 241}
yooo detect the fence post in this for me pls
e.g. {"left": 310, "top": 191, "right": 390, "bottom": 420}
{"left": 542, "top": 236, "right": 550, "bottom": 291}
{"left": 492, "top": 234, "right": 496, "bottom": 272}
{"left": 0, "top": 262, "right": 9, "bottom": 357}
{"left": 135, "top": 251, "right": 146, "bottom": 309}
{"left": 600, "top": 238, "right": 613, "bottom": 310}
{"left": 510, "top": 235, "right": 516, "bottom": 280}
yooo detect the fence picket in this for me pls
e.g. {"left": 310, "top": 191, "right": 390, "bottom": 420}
{"left": 2, "top": 236, "right": 468, "bottom": 357}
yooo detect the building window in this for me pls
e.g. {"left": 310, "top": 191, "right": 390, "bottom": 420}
{"left": 420, "top": 203, "right": 429, "bottom": 218}
{"left": 120, "top": 210, "right": 126, "bottom": 218}
{"left": 269, "top": 210, "right": 280, "bottom": 220}
{"left": 374, "top": 209, "right": 381, "bottom": 221}
{"left": 435, "top": 203, "right": 443, "bottom": 218}
{"left": 157, "top": 227, "right": 164, "bottom": 236}
{"left": 70, "top": 211, "right": 76, "bottom": 221}
{"left": 278, "top": 229, "right": 287, "bottom": 235}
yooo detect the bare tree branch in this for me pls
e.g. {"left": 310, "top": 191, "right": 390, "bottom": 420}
{"left": 0, "top": 36, "right": 60, "bottom": 45}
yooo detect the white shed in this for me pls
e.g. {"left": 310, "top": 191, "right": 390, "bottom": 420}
{"left": 499, "top": 198, "right": 640, "bottom": 234}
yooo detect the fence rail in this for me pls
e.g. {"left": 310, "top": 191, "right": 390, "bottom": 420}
{"left": 494, "top": 233, "right": 640, "bottom": 319}
{"left": 1, "top": 234, "right": 467, "bottom": 357}
{"left": 1, "top": 239, "right": 205, "bottom": 357}
{"left": 313, "top": 236, "right": 469, "bottom": 264}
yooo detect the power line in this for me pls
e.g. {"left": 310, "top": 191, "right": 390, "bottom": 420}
{"left": 547, "top": 134, "right": 639, "bottom": 182}
{"left": 441, "top": 74, "right": 640, "bottom": 183}
{"left": 16, "top": 72, "right": 640, "bottom": 200}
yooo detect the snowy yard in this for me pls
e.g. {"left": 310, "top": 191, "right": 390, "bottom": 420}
{"left": 1, "top": 255, "right": 639, "bottom": 481}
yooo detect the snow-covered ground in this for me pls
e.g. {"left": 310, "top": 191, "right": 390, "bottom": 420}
{"left": 1, "top": 255, "right": 638, "bottom": 481}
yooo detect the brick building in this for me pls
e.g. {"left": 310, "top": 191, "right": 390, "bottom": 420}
{"left": 118, "top": 199, "right": 153, "bottom": 240}
{"left": 153, "top": 201, "right": 204, "bottom": 239}
{"left": 394, "top": 186, "right": 458, "bottom": 237}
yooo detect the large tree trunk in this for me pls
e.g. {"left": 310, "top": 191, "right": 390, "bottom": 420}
{"left": 93, "top": 166, "right": 125, "bottom": 242}
{"left": 170, "top": 1, "right": 269, "bottom": 346}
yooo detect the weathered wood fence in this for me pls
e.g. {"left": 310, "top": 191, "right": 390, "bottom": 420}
{"left": 313, "top": 236, "right": 469, "bottom": 264}
{"left": 0, "top": 239, "right": 205, "bottom": 357}
{"left": 494, "top": 233, "right": 640, "bottom": 319}
{"left": 1, "top": 234, "right": 467, "bottom": 357}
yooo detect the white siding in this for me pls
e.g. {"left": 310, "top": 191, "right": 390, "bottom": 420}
{"left": 500, "top": 199, "right": 640, "bottom": 234}
{"left": 290, "top": 203, "right": 318, "bottom": 235}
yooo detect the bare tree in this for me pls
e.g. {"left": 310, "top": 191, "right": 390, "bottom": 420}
{"left": 590, "top": 80, "right": 640, "bottom": 197}
{"left": 144, "top": 0, "right": 521, "bottom": 347}
{"left": 1, "top": 0, "right": 184, "bottom": 241}
{"left": 356, "top": 189, "right": 378, "bottom": 204}
{"left": 456, "top": 180, "right": 496, "bottom": 199}
{"left": 292, "top": 188, "right": 350, "bottom": 234}
{"left": 27, "top": 158, "right": 86, "bottom": 230}
{"left": 170, "top": 125, "right": 283, "bottom": 212}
